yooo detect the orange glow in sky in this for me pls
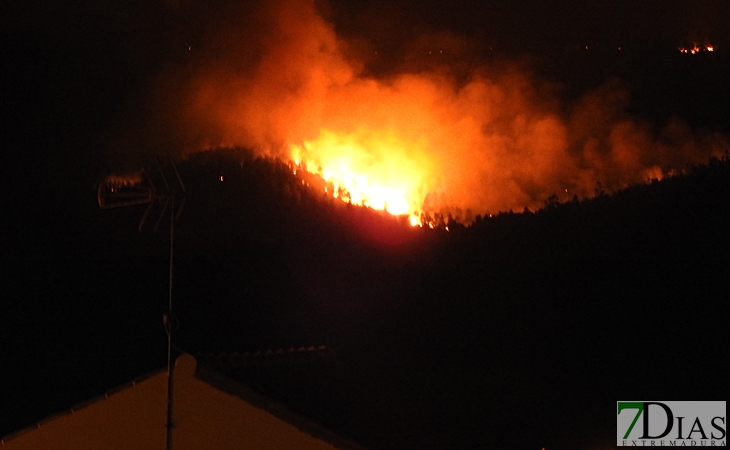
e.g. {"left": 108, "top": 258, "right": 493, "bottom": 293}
{"left": 164, "top": 0, "right": 729, "bottom": 223}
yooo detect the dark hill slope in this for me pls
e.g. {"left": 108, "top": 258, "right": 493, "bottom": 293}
{"left": 171, "top": 149, "right": 728, "bottom": 449}
{"left": 405, "top": 156, "right": 729, "bottom": 448}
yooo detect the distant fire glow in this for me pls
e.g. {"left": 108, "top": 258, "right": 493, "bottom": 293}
{"left": 679, "top": 43, "right": 715, "bottom": 54}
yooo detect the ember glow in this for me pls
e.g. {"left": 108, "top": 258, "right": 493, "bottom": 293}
{"left": 151, "top": 0, "right": 729, "bottom": 223}
{"left": 104, "top": 173, "right": 143, "bottom": 187}
{"left": 679, "top": 43, "right": 716, "bottom": 54}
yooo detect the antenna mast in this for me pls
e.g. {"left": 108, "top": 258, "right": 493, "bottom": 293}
{"left": 97, "top": 159, "right": 185, "bottom": 450}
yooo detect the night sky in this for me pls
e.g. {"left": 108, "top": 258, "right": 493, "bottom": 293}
{"left": 2, "top": 0, "right": 729, "bottom": 448}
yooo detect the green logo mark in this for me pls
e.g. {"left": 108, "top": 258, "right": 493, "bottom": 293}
{"left": 617, "top": 402, "right": 645, "bottom": 439}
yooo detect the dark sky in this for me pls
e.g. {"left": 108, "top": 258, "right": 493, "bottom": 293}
{"left": 330, "top": 0, "right": 714, "bottom": 43}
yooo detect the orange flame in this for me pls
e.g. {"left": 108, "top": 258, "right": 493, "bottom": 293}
{"left": 289, "top": 129, "right": 433, "bottom": 224}
{"left": 679, "top": 43, "right": 715, "bottom": 54}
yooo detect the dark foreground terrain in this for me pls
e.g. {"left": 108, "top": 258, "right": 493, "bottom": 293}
{"left": 3, "top": 149, "right": 728, "bottom": 449}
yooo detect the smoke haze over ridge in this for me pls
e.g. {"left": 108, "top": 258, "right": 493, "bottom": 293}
{"left": 126, "top": 0, "right": 728, "bottom": 217}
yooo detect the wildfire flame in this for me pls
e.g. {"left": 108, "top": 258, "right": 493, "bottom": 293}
{"left": 289, "top": 129, "right": 431, "bottom": 225}
{"left": 679, "top": 43, "right": 715, "bottom": 54}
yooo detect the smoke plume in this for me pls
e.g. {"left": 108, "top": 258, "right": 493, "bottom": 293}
{"left": 143, "top": 0, "right": 728, "bottom": 218}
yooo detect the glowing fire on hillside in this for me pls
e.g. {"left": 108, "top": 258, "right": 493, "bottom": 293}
{"left": 289, "top": 130, "right": 431, "bottom": 226}
{"left": 678, "top": 43, "right": 715, "bottom": 54}
{"left": 147, "top": 0, "right": 729, "bottom": 225}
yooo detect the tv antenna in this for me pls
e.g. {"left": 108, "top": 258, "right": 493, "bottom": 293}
{"left": 97, "top": 158, "right": 185, "bottom": 450}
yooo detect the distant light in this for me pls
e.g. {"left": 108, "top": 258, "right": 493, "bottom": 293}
{"left": 219, "top": 175, "right": 224, "bottom": 182}
{"left": 188, "top": 46, "right": 192, "bottom": 51}
{"left": 677, "top": 43, "right": 714, "bottom": 54}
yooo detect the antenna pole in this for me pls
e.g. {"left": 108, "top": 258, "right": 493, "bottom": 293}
{"left": 165, "top": 188, "right": 175, "bottom": 450}
{"left": 98, "top": 159, "right": 185, "bottom": 450}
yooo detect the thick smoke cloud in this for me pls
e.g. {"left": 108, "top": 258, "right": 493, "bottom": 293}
{"left": 143, "top": 0, "right": 727, "bottom": 217}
